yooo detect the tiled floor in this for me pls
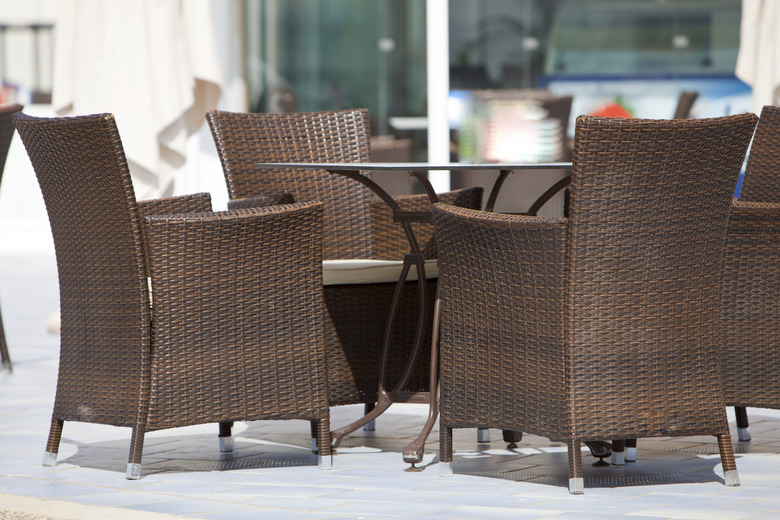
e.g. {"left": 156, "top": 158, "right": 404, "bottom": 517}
{"left": 2, "top": 254, "right": 780, "bottom": 519}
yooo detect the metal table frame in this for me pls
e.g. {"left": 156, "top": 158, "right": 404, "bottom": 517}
{"left": 259, "top": 162, "right": 571, "bottom": 467}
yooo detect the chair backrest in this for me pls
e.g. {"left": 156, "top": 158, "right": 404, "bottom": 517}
{"left": 737, "top": 105, "right": 780, "bottom": 202}
{"left": 13, "top": 112, "right": 150, "bottom": 421}
{"left": 369, "top": 135, "right": 414, "bottom": 196}
{"left": 673, "top": 90, "right": 699, "bottom": 119}
{"left": 0, "top": 104, "right": 23, "bottom": 179}
{"left": 566, "top": 114, "right": 757, "bottom": 438}
{"left": 208, "top": 109, "right": 373, "bottom": 259}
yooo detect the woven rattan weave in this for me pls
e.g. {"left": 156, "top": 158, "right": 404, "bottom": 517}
{"left": 13, "top": 112, "right": 332, "bottom": 479}
{"left": 207, "top": 109, "right": 482, "bottom": 414}
{"left": 433, "top": 113, "right": 758, "bottom": 493}
{"left": 735, "top": 105, "right": 780, "bottom": 202}
{"left": 0, "top": 103, "right": 21, "bottom": 372}
{"left": 719, "top": 105, "right": 780, "bottom": 442}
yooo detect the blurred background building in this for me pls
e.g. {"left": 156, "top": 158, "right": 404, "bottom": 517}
{"left": 0, "top": 0, "right": 750, "bottom": 251}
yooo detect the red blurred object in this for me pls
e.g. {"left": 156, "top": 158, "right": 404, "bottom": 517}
{"left": 590, "top": 101, "right": 633, "bottom": 118}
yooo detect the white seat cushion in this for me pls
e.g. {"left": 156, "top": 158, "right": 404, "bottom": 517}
{"left": 41, "top": 263, "right": 436, "bottom": 334}
{"left": 323, "top": 259, "right": 438, "bottom": 286}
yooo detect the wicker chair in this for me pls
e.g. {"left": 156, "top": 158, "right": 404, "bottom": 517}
{"left": 206, "top": 109, "right": 483, "bottom": 437}
{"left": 720, "top": 104, "right": 780, "bottom": 443}
{"left": 0, "top": 103, "right": 22, "bottom": 372}
{"left": 673, "top": 90, "right": 699, "bottom": 119}
{"left": 432, "top": 113, "right": 758, "bottom": 494}
{"left": 13, "top": 112, "right": 332, "bottom": 479}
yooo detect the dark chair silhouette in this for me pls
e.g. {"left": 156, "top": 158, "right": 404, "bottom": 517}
{"left": 14, "top": 111, "right": 332, "bottom": 479}
{"left": 0, "top": 104, "right": 23, "bottom": 372}
{"left": 433, "top": 113, "right": 757, "bottom": 493}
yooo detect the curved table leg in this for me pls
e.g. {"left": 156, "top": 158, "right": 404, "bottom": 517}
{"left": 402, "top": 283, "right": 441, "bottom": 466}
{"left": 332, "top": 395, "right": 394, "bottom": 447}
{"left": 331, "top": 255, "right": 430, "bottom": 449}
{"left": 322, "top": 167, "right": 441, "bottom": 466}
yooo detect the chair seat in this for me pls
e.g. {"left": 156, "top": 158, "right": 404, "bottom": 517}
{"left": 323, "top": 259, "right": 438, "bottom": 286}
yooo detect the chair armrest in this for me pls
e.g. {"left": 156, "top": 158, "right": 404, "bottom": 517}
{"left": 431, "top": 202, "right": 567, "bottom": 315}
{"left": 370, "top": 187, "right": 484, "bottom": 260}
{"left": 722, "top": 198, "right": 780, "bottom": 296}
{"left": 431, "top": 203, "right": 568, "bottom": 428}
{"left": 137, "top": 192, "right": 212, "bottom": 217}
{"left": 724, "top": 200, "right": 780, "bottom": 262}
{"left": 729, "top": 199, "right": 780, "bottom": 226}
{"left": 141, "top": 200, "right": 328, "bottom": 423}
{"left": 227, "top": 193, "right": 295, "bottom": 210}
{"left": 720, "top": 199, "right": 780, "bottom": 406}
{"left": 143, "top": 201, "right": 324, "bottom": 278}
{"left": 431, "top": 203, "right": 567, "bottom": 266}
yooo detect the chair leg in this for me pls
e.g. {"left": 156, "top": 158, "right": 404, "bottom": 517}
{"left": 502, "top": 429, "right": 522, "bottom": 449}
{"left": 219, "top": 421, "right": 234, "bottom": 453}
{"left": 0, "top": 306, "right": 11, "bottom": 373}
{"left": 567, "top": 439, "right": 584, "bottom": 494}
{"left": 316, "top": 418, "right": 332, "bottom": 470}
{"left": 363, "top": 402, "right": 376, "bottom": 432}
{"left": 43, "top": 418, "right": 63, "bottom": 466}
{"left": 717, "top": 433, "right": 740, "bottom": 487}
{"left": 625, "top": 438, "right": 637, "bottom": 462}
{"left": 440, "top": 426, "right": 454, "bottom": 476}
{"left": 310, "top": 420, "right": 319, "bottom": 453}
{"left": 477, "top": 427, "right": 490, "bottom": 443}
{"left": 611, "top": 438, "right": 625, "bottom": 466}
{"left": 735, "top": 406, "right": 751, "bottom": 442}
{"left": 126, "top": 425, "right": 146, "bottom": 480}
{"left": 586, "top": 440, "right": 611, "bottom": 466}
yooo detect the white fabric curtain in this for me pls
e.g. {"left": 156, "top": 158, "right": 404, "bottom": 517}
{"left": 736, "top": 0, "right": 780, "bottom": 114}
{"left": 53, "top": 0, "right": 222, "bottom": 200}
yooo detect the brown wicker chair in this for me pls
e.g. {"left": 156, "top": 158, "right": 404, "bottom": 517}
{"left": 720, "top": 104, "right": 780, "bottom": 443}
{"left": 206, "top": 109, "right": 482, "bottom": 442}
{"left": 0, "top": 103, "right": 22, "bottom": 372}
{"left": 432, "top": 113, "right": 758, "bottom": 494}
{"left": 673, "top": 90, "right": 699, "bottom": 119}
{"left": 13, "top": 112, "right": 332, "bottom": 479}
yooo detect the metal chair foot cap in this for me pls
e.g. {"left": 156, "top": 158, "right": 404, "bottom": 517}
{"left": 363, "top": 419, "right": 376, "bottom": 432}
{"left": 126, "top": 463, "right": 141, "bottom": 480}
{"left": 611, "top": 451, "right": 625, "bottom": 466}
{"left": 477, "top": 428, "right": 490, "bottom": 443}
{"left": 42, "top": 452, "right": 57, "bottom": 466}
{"left": 568, "top": 478, "right": 584, "bottom": 494}
{"left": 318, "top": 454, "right": 332, "bottom": 470}
{"left": 724, "top": 470, "right": 740, "bottom": 487}
{"left": 219, "top": 436, "right": 233, "bottom": 453}
{"left": 625, "top": 447, "right": 637, "bottom": 463}
{"left": 737, "top": 427, "right": 751, "bottom": 442}
{"left": 403, "top": 449, "right": 424, "bottom": 465}
{"left": 439, "top": 461, "right": 453, "bottom": 477}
